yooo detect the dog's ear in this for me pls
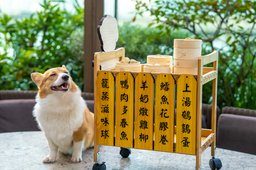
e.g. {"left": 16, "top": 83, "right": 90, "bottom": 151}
{"left": 62, "top": 65, "right": 67, "bottom": 69}
{"left": 31, "top": 72, "right": 43, "bottom": 87}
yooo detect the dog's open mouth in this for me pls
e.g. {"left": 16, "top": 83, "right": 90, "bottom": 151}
{"left": 51, "top": 83, "right": 69, "bottom": 92}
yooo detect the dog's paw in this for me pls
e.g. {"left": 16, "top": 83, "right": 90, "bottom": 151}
{"left": 43, "top": 155, "right": 56, "bottom": 163}
{"left": 71, "top": 156, "right": 82, "bottom": 163}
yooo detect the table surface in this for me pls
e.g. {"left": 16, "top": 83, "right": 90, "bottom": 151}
{"left": 0, "top": 131, "right": 255, "bottom": 170}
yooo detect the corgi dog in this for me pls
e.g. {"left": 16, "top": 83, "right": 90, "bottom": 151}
{"left": 31, "top": 65, "right": 94, "bottom": 163}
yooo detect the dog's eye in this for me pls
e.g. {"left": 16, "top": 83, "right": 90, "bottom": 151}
{"left": 64, "top": 71, "right": 69, "bottom": 74}
{"left": 50, "top": 73, "right": 56, "bottom": 77}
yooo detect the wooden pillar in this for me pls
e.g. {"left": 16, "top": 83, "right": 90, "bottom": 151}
{"left": 84, "top": 0, "right": 104, "bottom": 92}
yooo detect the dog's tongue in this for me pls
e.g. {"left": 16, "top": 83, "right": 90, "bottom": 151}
{"left": 58, "top": 83, "right": 68, "bottom": 91}
{"left": 51, "top": 83, "right": 69, "bottom": 91}
{"left": 61, "top": 83, "right": 68, "bottom": 90}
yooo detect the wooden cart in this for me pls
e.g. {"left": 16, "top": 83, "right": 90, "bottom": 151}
{"left": 92, "top": 47, "right": 222, "bottom": 170}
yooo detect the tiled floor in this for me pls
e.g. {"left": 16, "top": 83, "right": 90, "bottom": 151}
{"left": 1, "top": 132, "right": 256, "bottom": 170}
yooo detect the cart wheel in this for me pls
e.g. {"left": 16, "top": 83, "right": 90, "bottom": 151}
{"left": 120, "top": 147, "right": 131, "bottom": 158}
{"left": 92, "top": 162, "right": 106, "bottom": 170}
{"left": 209, "top": 157, "right": 222, "bottom": 170}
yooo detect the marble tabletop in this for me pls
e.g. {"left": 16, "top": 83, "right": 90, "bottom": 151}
{"left": 0, "top": 131, "right": 255, "bottom": 170}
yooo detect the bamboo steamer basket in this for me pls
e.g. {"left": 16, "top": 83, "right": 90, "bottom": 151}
{"left": 114, "top": 61, "right": 141, "bottom": 72}
{"left": 147, "top": 55, "right": 172, "bottom": 65}
{"left": 143, "top": 64, "right": 171, "bottom": 73}
{"left": 173, "top": 67, "right": 197, "bottom": 75}
{"left": 173, "top": 39, "right": 202, "bottom": 75}
{"left": 173, "top": 39, "right": 202, "bottom": 58}
{"left": 174, "top": 58, "right": 199, "bottom": 68}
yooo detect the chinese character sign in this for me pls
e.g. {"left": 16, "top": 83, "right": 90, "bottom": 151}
{"left": 154, "top": 74, "right": 174, "bottom": 152}
{"left": 96, "top": 71, "right": 115, "bottom": 146}
{"left": 115, "top": 72, "right": 134, "bottom": 148}
{"left": 134, "top": 73, "right": 154, "bottom": 150}
{"left": 176, "top": 75, "right": 197, "bottom": 155}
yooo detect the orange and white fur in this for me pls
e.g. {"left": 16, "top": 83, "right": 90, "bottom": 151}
{"left": 31, "top": 65, "right": 94, "bottom": 163}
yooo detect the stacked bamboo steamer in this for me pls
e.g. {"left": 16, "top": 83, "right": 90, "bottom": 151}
{"left": 114, "top": 58, "right": 141, "bottom": 72}
{"left": 173, "top": 39, "right": 202, "bottom": 75}
{"left": 143, "top": 55, "right": 172, "bottom": 73}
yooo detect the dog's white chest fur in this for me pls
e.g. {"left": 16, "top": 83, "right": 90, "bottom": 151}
{"left": 33, "top": 91, "right": 85, "bottom": 153}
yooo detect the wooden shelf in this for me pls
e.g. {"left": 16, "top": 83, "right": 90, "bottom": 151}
{"left": 201, "top": 133, "right": 215, "bottom": 153}
{"left": 202, "top": 70, "right": 217, "bottom": 85}
{"left": 201, "top": 51, "right": 218, "bottom": 65}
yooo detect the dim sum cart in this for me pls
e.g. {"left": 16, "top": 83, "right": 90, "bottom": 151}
{"left": 92, "top": 47, "right": 222, "bottom": 170}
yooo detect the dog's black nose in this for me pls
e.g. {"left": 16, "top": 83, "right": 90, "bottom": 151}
{"left": 62, "top": 75, "right": 69, "bottom": 81}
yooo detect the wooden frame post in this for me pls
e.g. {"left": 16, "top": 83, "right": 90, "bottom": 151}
{"left": 196, "top": 58, "right": 202, "bottom": 170}
{"left": 211, "top": 55, "right": 218, "bottom": 157}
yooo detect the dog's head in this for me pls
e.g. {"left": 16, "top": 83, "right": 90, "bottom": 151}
{"left": 31, "top": 65, "right": 77, "bottom": 98}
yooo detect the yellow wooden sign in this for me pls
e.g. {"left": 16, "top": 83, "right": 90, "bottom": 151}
{"left": 96, "top": 71, "right": 115, "bottom": 146}
{"left": 134, "top": 73, "right": 154, "bottom": 150}
{"left": 176, "top": 75, "right": 197, "bottom": 155}
{"left": 154, "top": 74, "right": 175, "bottom": 152}
{"left": 115, "top": 72, "right": 134, "bottom": 148}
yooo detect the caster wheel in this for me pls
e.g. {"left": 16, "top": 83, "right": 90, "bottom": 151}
{"left": 92, "top": 162, "right": 106, "bottom": 170}
{"left": 209, "top": 157, "right": 222, "bottom": 170}
{"left": 120, "top": 147, "right": 131, "bottom": 158}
